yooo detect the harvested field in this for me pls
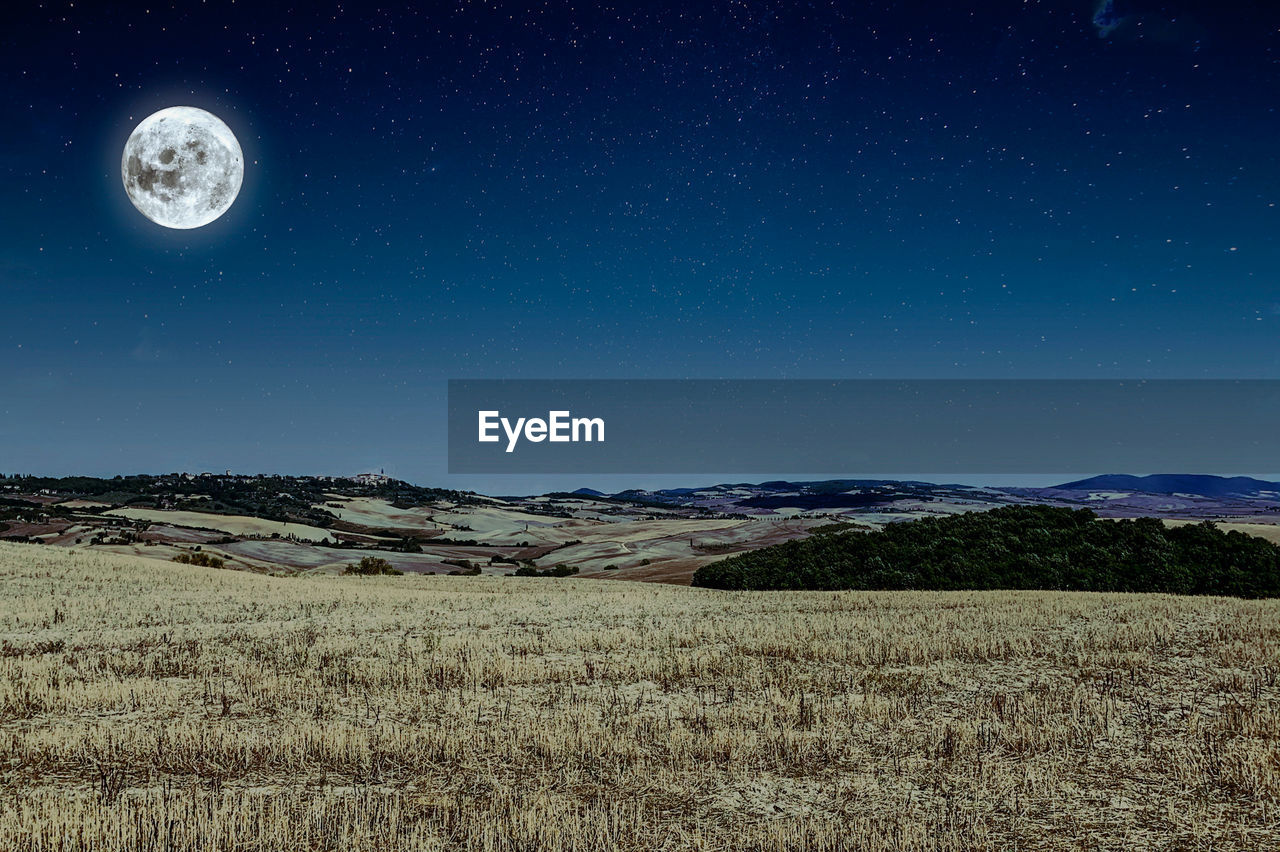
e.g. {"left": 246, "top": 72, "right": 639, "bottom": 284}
{"left": 0, "top": 541, "right": 1276, "bottom": 850}
{"left": 104, "top": 508, "right": 336, "bottom": 542}
{"left": 315, "top": 496, "right": 448, "bottom": 532}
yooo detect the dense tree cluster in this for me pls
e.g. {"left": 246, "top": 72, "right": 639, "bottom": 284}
{"left": 692, "top": 506, "right": 1280, "bottom": 598}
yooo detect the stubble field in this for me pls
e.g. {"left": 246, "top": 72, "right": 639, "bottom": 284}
{"left": 0, "top": 541, "right": 1276, "bottom": 850}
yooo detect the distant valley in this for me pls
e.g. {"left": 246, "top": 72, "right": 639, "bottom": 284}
{"left": 3, "top": 472, "right": 1279, "bottom": 584}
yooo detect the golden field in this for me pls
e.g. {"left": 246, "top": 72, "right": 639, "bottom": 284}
{"left": 0, "top": 541, "right": 1277, "bottom": 851}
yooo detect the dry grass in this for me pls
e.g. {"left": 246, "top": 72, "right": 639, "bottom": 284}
{"left": 0, "top": 541, "right": 1277, "bottom": 851}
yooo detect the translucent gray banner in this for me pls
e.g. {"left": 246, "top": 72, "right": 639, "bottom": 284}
{"left": 446, "top": 380, "right": 1280, "bottom": 474}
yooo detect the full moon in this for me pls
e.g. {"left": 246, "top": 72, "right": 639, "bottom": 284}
{"left": 121, "top": 106, "right": 244, "bottom": 229}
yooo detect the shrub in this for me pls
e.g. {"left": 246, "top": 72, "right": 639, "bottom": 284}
{"left": 512, "top": 563, "right": 579, "bottom": 578}
{"left": 344, "top": 556, "right": 403, "bottom": 576}
{"left": 443, "top": 558, "right": 481, "bottom": 576}
{"left": 172, "top": 551, "right": 225, "bottom": 569}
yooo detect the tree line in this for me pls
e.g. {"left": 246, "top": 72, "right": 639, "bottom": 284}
{"left": 692, "top": 505, "right": 1280, "bottom": 598}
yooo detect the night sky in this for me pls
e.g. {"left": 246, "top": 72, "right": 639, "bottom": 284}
{"left": 3, "top": 1, "right": 1279, "bottom": 493}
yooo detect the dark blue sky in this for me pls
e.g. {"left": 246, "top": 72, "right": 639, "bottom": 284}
{"left": 3, "top": 1, "right": 1279, "bottom": 492}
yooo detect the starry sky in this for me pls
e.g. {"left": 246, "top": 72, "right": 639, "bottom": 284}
{"left": 2, "top": 1, "right": 1279, "bottom": 493}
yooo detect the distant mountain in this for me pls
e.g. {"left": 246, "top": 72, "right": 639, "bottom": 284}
{"left": 1053, "top": 474, "right": 1280, "bottom": 498}
{"left": 574, "top": 476, "right": 1280, "bottom": 522}
{"left": 559, "top": 476, "right": 1280, "bottom": 518}
{"left": 587, "top": 479, "right": 992, "bottom": 515}
{"left": 647, "top": 479, "right": 967, "bottom": 498}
